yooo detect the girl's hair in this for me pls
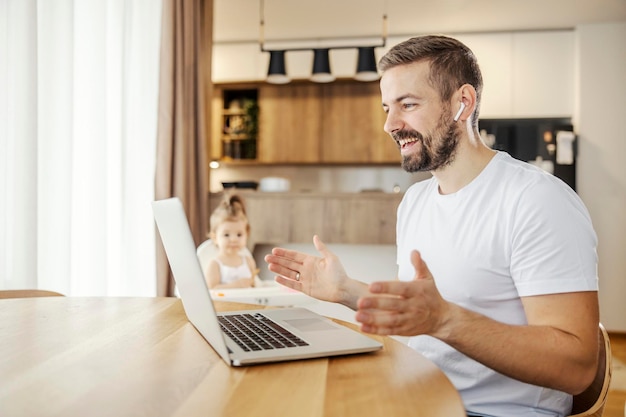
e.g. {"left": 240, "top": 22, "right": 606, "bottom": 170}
{"left": 378, "top": 35, "right": 483, "bottom": 128}
{"left": 209, "top": 193, "right": 250, "bottom": 234}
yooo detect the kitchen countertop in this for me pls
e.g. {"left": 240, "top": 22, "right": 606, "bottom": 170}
{"left": 210, "top": 190, "right": 404, "bottom": 198}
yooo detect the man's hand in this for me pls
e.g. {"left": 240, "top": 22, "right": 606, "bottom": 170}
{"left": 264, "top": 235, "right": 367, "bottom": 308}
{"left": 356, "top": 250, "right": 451, "bottom": 336}
{"left": 357, "top": 249, "right": 599, "bottom": 395}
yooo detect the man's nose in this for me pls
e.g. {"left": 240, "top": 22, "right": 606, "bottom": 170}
{"left": 383, "top": 110, "right": 403, "bottom": 135}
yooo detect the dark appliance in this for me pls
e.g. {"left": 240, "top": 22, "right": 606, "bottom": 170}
{"left": 478, "top": 118, "right": 576, "bottom": 191}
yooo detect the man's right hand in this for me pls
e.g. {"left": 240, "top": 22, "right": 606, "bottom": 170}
{"left": 264, "top": 235, "right": 368, "bottom": 309}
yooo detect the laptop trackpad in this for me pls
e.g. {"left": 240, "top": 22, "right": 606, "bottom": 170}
{"left": 284, "top": 318, "right": 337, "bottom": 332}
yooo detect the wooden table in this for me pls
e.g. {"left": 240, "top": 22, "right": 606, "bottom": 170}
{"left": 0, "top": 297, "right": 465, "bottom": 417}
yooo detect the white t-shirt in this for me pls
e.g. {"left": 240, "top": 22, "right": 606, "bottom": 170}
{"left": 396, "top": 152, "right": 598, "bottom": 417}
{"left": 216, "top": 255, "right": 254, "bottom": 284}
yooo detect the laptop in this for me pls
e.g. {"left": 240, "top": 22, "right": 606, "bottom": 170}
{"left": 152, "top": 197, "right": 382, "bottom": 366}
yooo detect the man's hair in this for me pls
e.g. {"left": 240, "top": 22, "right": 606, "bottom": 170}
{"left": 379, "top": 35, "right": 483, "bottom": 127}
{"left": 209, "top": 193, "right": 250, "bottom": 234}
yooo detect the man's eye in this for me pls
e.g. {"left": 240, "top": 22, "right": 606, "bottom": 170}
{"left": 402, "top": 103, "right": 417, "bottom": 110}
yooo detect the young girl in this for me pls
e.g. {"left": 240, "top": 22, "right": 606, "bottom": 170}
{"left": 206, "top": 194, "right": 257, "bottom": 289}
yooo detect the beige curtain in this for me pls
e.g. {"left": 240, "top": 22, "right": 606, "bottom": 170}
{"left": 155, "top": 0, "right": 213, "bottom": 296}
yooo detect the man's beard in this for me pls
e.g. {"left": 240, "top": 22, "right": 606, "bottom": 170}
{"left": 392, "top": 114, "right": 460, "bottom": 173}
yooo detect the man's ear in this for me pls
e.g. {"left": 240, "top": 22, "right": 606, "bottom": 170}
{"left": 455, "top": 83, "right": 477, "bottom": 121}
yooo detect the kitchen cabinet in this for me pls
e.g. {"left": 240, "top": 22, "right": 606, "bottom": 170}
{"left": 209, "top": 191, "right": 403, "bottom": 247}
{"left": 210, "top": 32, "right": 574, "bottom": 165}
{"left": 457, "top": 33, "right": 513, "bottom": 118}
{"left": 210, "top": 81, "right": 400, "bottom": 165}
{"left": 320, "top": 82, "right": 398, "bottom": 163}
{"left": 460, "top": 31, "right": 574, "bottom": 118}
{"left": 322, "top": 193, "right": 400, "bottom": 244}
{"left": 210, "top": 84, "right": 260, "bottom": 161}
{"left": 213, "top": 31, "right": 574, "bottom": 119}
{"left": 222, "top": 92, "right": 258, "bottom": 160}
{"left": 257, "top": 83, "right": 322, "bottom": 163}
{"left": 510, "top": 31, "right": 574, "bottom": 117}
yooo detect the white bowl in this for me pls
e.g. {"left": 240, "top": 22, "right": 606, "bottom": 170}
{"left": 259, "top": 177, "right": 290, "bottom": 192}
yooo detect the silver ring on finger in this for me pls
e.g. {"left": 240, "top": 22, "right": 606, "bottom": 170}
{"left": 295, "top": 272, "right": 301, "bottom": 281}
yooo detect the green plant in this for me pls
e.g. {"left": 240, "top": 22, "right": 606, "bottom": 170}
{"left": 243, "top": 99, "right": 259, "bottom": 139}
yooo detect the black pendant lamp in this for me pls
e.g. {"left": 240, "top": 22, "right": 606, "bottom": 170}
{"left": 354, "top": 47, "right": 379, "bottom": 81}
{"left": 267, "top": 50, "right": 291, "bottom": 84}
{"left": 259, "top": 0, "right": 387, "bottom": 84}
{"left": 310, "top": 49, "right": 335, "bottom": 83}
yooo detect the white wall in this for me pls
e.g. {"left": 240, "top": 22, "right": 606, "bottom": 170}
{"left": 576, "top": 22, "right": 626, "bottom": 332}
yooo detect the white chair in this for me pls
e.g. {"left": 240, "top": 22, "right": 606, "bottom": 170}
{"left": 196, "top": 239, "right": 220, "bottom": 275}
{"left": 196, "top": 239, "right": 255, "bottom": 274}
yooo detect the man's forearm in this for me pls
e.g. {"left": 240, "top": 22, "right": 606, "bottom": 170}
{"left": 435, "top": 302, "right": 598, "bottom": 395}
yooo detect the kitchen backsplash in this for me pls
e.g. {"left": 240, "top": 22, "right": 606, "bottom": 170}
{"left": 210, "top": 165, "right": 431, "bottom": 194}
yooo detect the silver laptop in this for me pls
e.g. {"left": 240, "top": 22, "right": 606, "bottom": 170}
{"left": 152, "top": 197, "right": 382, "bottom": 366}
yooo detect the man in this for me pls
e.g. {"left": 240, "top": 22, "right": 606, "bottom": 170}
{"left": 265, "top": 35, "right": 600, "bottom": 417}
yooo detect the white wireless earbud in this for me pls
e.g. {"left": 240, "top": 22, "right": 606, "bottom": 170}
{"left": 453, "top": 102, "right": 466, "bottom": 122}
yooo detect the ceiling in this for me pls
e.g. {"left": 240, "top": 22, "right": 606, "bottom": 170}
{"left": 213, "top": 0, "right": 626, "bottom": 44}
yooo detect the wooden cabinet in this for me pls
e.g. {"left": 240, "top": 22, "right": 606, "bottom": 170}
{"left": 210, "top": 81, "right": 400, "bottom": 165}
{"left": 320, "top": 82, "right": 398, "bottom": 163}
{"left": 209, "top": 191, "right": 403, "bottom": 247}
{"left": 257, "top": 84, "right": 322, "bottom": 163}
{"left": 322, "top": 193, "right": 400, "bottom": 244}
{"left": 209, "top": 86, "right": 258, "bottom": 161}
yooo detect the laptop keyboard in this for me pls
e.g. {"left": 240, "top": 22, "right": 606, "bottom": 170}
{"left": 218, "top": 313, "right": 309, "bottom": 352}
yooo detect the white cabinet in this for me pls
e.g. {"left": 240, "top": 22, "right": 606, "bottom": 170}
{"left": 213, "top": 31, "right": 575, "bottom": 118}
{"left": 461, "top": 31, "right": 574, "bottom": 118}
{"left": 511, "top": 31, "right": 574, "bottom": 117}
{"left": 458, "top": 33, "right": 514, "bottom": 118}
